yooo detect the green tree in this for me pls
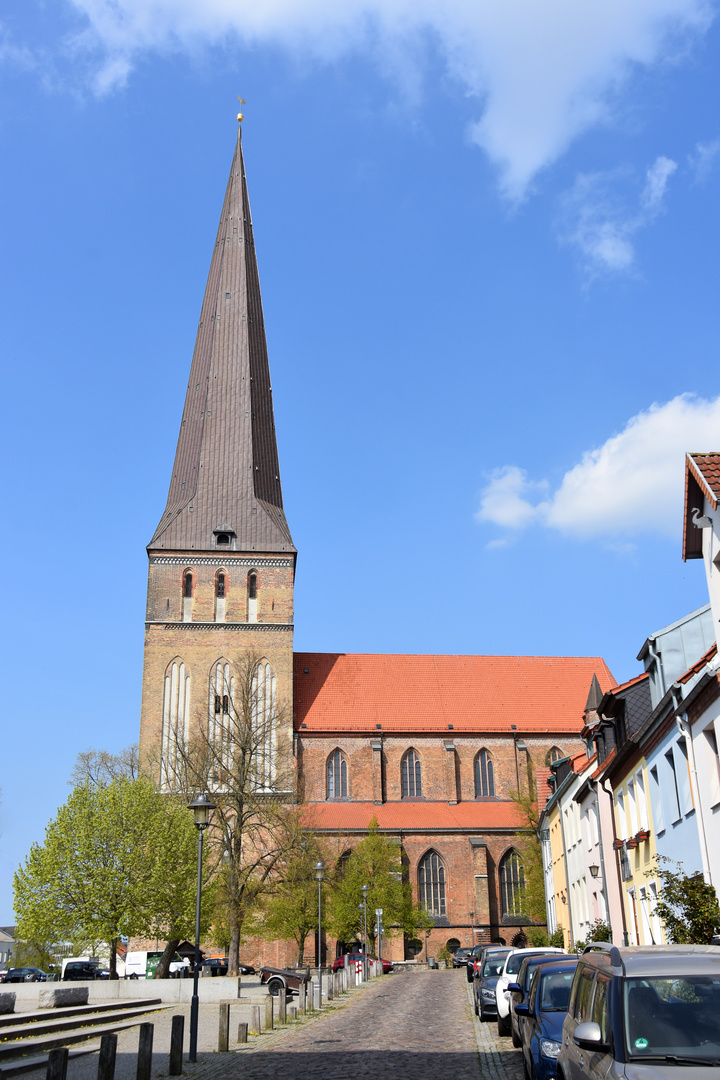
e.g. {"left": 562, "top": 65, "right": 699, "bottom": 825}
{"left": 250, "top": 831, "right": 327, "bottom": 965}
{"left": 327, "top": 819, "right": 432, "bottom": 953}
{"left": 648, "top": 857, "right": 720, "bottom": 944}
{"left": 508, "top": 787, "right": 546, "bottom": 923}
{"left": 13, "top": 777, "right": 204, "bottom": 978}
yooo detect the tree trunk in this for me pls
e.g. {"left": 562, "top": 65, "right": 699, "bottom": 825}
{"left": 109, "top": 938, "right": 118, "bottom": 979}
{"left": 154, "top": 938, "right": 181, "bottom": 979}
{"left": 297, "top": 937, "right": 304, "bottom": 967}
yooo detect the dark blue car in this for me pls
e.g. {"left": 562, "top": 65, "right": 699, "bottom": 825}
{"left": 514, "top": 958, "right": 577, "bottom": 1080}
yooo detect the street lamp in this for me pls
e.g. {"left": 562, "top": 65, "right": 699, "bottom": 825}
{"left": 360, "top": 885, "right": 369, "bottom": 979}
{"left": 314, "top": 861, "right": 325, "bottom": 1007}
{"left": 589, "top": 864, "right": 600, "bottom": 878}
{"left": 187, "top": 793, "right": 216, "bottom": 1063}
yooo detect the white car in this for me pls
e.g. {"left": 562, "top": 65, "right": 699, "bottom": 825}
{"left": 495, "top": 947, "right": 564, "bottom": 1036}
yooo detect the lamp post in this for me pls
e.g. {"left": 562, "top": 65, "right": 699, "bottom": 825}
{"left": 469, "top": 909, "right": 475, "bottom": 941}
{"left": 360, "top": 885, "right": 369, "bottom": 979}
{"left": 314, "top": 861, "right": 325, "bottom": 1007}
{"left": 188, "top": 793, "right": 216, "bottom": 1064}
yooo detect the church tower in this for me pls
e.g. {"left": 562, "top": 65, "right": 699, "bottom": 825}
{"left": 139, "top": 126, "right": 296, "bottom": 793}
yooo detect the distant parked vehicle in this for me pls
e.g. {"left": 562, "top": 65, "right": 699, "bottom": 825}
{"left": 496, "top": 948, "right": 565, "bottom": 1037}
{"left": 469, "top": 944, "right": 509, "bottom": 984}
{"left": 331, "top": 953, "right": 392, "bottom": 974}
{"left": 4, "top": 967, "right": 47, "bottom": 982}
{"left": 453, "top": 947, "right": 473, "bottom": 968}
{"left": 508, "top": 954, "right": 571, "bottom": 1048}
{"left": 473, "top": 950, "right": 511, "bottom": 1021}
{"left": 63, "top": 961, "right": 105, "bottom": 981}
{"left": 124, "top": 950, "right": 189, "bottom": 979}
{"left": 199, "top": 957, "right": 256, "bottom": 976}
{"left": 259, "top": 966, "right": 312, "bottom": 997}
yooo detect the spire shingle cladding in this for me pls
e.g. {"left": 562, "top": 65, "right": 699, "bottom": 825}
{"left": 150, "top": 129, "right": 294, "bottom": 554}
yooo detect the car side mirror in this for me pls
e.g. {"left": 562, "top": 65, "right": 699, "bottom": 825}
{"left": 574, "top": 1021, "right": 610, "bottom": 1053}
{"left": 514, "top": 1003, "right": 531, "bottom": 1017}
{"left": 507, "top": 982, "right": 522, "bottom": 993}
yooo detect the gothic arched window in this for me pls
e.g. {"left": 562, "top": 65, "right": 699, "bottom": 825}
{"left": 327, "top": 749, "right": 348, "bottom": 799}
{"left": 418, "top": 850, "right": 446, "bottom": 916}
{"left": 546, "top": 747, "right": 564, "bottom": 766}
{"left": 251, "top": 659, "right": 276, "bottom": 789}
{"left": 208, "top": 659, "right": 234, "bottom": 782}
{"left": 401, "top": 749, "right": 422, "bottom": 798}
{"left": 216, "top": 572, "right": 225, "bottom": 598}
{"left": 183, "top": 571, "right": 193, "bottom": 597}
{"left": 247, "top": 571, "right": 258, "bottom": 623}
{"left": 161, "top": 658, "right": 190, "bottom": 789}
{"left": 474, "top": 750, "right": 495, "bottom": 798}
{"left": 499, "top": 849, "right": 526, "bottom": 917}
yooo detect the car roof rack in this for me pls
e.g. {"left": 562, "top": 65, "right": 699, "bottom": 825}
{"left": 582, "top": 942, "right": 624, "bottom": 971}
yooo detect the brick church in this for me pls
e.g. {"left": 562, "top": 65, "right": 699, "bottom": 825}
{"left": 138, "top": 127, "right": 613, "bottom": 964}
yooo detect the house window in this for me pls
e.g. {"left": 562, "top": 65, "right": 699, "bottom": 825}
{"left": 666, "top": 749, "right": 682, "bottom": 821}
{"left": 327, "top": 749, "right": 348, "bottom": 799}
{"left": 649, "top": 765, "right": 665, "bottom": 833}
{"left": 418, "top": 850, "right": 446, "bottom": 916}
{"left": 546, "top": 747, "right": 563, "bottom": 765}
{"left": 401, "top": 749, "right": 422, "bottom": 798}
{"left": 474, "top": 750, "right": 495, "bottom": 797}
{"left": 499, "top": 849, "right": 526, "bottom": 917}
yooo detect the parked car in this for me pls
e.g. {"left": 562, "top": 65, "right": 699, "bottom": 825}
{"left": 199, "top": 957, "right": 256, "bottom": 976}
{"left": 508, "top": 953, "right": 570, "bottom": 1047}
{"left": 469, "top": 944, "right": 510, "bottom": 984}
{"left": 259, "top": 966, "right": 312, "bottom": 997}
{"left": 63, "top": 960, "right": 106, "bottom": 981}
{"left": 473, "top": 949, "right": 512, "bottom": 1020}
{"left": 515, "top": 957, "right": 578, "bottom": 1080}
{"left": 331, "top": 953, "right": 392, "bottom": 974}
{"left": 4, "top": 967, "right": 47, "bottom": 982}
{"left": 124, "top": 950, "right": 190, "bottom": 979}
{"left": 496, "top": 948, "right": 565, "bottom": 1036}
{"left": 453, "top": 947, "right": 473, "bottom": 968}
{"left": 557, "top": 943, "right": 720, "bottom": 1080}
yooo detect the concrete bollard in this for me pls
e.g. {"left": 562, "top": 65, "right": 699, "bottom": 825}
{"left": 236, "top": 977, "right": 242, "bottom": 998}
{"left": 136, "top": 1023, "right": 154, "bottom": 1080}
{"left": 288, "top": 1005, "right": 298, "bottom": 1020}
{"left": 47, "top": 1048, "right": 69, "bottom": 1080}
{"left": 263, "top": 996, "right": 273, "bottom": 1031}
{"left": 313, "top": 981, "right": 320, "bottom": 1011}
{"left": 97, "top": 1032, "right": 117, "bottom": 1080}
{"left": 249, "top": 1005, "right": 261, "bottom": 1035}
{"left": 299, "top": 982, "right": 306, "bottom": 1015}
{"left": 218, "top": 1003, "right": 230, "bottom": 1052}
{"left": 327, "top": 973, "right": 333, "bottom": 1001}
{"left": 0, "top": 993, "right": 16, "bottom": 1015}
{"left": 169, "top": 1014, "right": 184, "bottom": 1075}
{"left": 237, "top": 1023, "right": 248, "bottom": 1044}
{"left": 277, "top": 987, "right": 287, "bottom": 1023}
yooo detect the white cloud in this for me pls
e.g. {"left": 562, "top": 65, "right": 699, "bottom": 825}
{"left": 476, "top": 394, "right": 720, "bottom": 540}
{"left": 688, "top": 139, "right": 720, "bottom": 184}
{"left": 558, "top": 154, "right": 677, "bottom": 278}
{"left": 56, "top": 0, "right": 713, "bottom": 199}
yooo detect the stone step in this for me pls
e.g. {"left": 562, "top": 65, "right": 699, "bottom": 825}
{"left": 0, "top": 999, "right": 162, "bottom": 1031}
{"left": 0, "top": 1007, "right": 171, "bottom": 1062}
{"left": 0, "top": 1046, "right": 96, "bottom": 1077}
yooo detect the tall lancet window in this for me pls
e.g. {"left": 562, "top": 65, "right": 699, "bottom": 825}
{"left": 183, "top": 570, "right": 194, "bottom": 623}
{"left": 251, "top": 659, "right": 276, "bottom": 790}
{"left": 418, "top": 850, "right": 446, "bottom": 915}
{"left": 161, "top": 659, "right": 191, "bottom": 790}
{"left": 208, "top": 659, "right": 234, "bottom": 785}
{"left": 327, "top": 749, "right": 348, "bottom": 799}
{"left": 247, "top": 571, "right": 258, "bottom": 623}
{"left": 401, "top": 749, "right": 423, "bottom": 798}
{"left": 474, "top": 750, "right": 495, "bottom": 798}
{"left": 215, "top": 571, "right": 226, "bottom": 623}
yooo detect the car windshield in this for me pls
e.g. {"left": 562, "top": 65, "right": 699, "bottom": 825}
{"left": 484, "top": 958, "right": 506, "bottom": 977}
{"left": 624, "top": 976, "right": 720, "bottom": 1061}
{"left": 507, "top": 953, "right": 536, "bottom": 975}
{"left": 539, "top": 970, "right": 575, "bottom": 1011}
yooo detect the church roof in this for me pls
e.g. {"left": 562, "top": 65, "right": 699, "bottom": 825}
{"left": 294, "top": 653, "right": 615, "bottom": 733}
{"left": 150, "top": 128, "right": 294, "bottom": 553}
{"left": 303, "top": 800, "right": 526, "bottom": 833}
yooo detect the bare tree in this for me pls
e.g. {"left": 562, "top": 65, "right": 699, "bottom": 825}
{"left": 157, "top": 652, "right": 302, "bottom": 976}
{"left": 70, "top": 744, "right": 139, "bottom": 788}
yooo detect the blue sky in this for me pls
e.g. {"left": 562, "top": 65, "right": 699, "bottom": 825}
{"left": 1, "top": 0, "right": 719, "bottom": 923}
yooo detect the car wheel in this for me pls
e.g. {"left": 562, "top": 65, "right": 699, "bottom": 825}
{"left": 267, "top": 978, "right": 285, "bottom": 997}
{"left": 478, "top": 998, "right": 485, "bottom": 1021}
{"left": 498, "top": 1013, "right": 511, "bottom": 1038}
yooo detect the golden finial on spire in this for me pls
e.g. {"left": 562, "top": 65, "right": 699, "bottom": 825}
{"left": 237, "top": 97, "right": 246, "bottom": 123}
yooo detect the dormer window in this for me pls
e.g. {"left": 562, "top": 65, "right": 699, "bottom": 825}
{"left": 217, "top": 533, "right": 230, "bottom": 545}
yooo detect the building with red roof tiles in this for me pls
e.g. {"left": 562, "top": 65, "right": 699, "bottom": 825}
{"left": 137, "top": 130, "right": 616, "bottom": 967}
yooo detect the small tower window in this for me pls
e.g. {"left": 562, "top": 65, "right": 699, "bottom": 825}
{"left": 183, "top": 572, "right": 193, "bottom": 598}
{"left": 248, "top": 573, "right": 257, "bottom": 599}
{"left": 216, "top": 573, "right": 225, "bottom": 598}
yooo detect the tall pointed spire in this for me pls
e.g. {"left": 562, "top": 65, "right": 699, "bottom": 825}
{"left": 150, "top": 127, "right": 294, "bottom": 553}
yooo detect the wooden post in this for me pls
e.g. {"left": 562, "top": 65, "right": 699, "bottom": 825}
{"left": 169, "top": 1014, "right": 184, "bottom": 1075}
{"left": 46, "top": 1048, "right": 69, "bottom": 1080}
{"left": 237, "top": 1023, "right": 248, "bottom": 1044}
{"left": 277, "top": 986, "right": 287, "bottom": 1023}
{"left": 136, "top": 1023, "right": 154, "bottom": 1080}
{"left": 249, "top": 1005, "right": 261, "bottom": 1035}
{"left": 97, "top": 1033, "right": 117, "bottom": 1080}
{"left": 218, "top": 1003, "right": 230, "bottom": 1052}
{"left": 299, "top": 981, "right": 306, "bottom": 1015}
{"left": 288, "top": 1005, "right": 297, "bottom": 1020}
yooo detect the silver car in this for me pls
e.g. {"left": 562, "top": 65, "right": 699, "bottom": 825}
{"left": 558, "top": 943, "right": 720, "bottom": 1080}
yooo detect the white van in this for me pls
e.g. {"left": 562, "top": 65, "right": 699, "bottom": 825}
{"left": 124, "top": 950, "right": 189, "bottom": 979}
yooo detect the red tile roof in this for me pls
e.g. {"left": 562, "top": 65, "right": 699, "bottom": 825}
{"left": 604, "top": 672, "right": 649, "bottom": 696}
{"left": 294, "top": 653, "right": 615, "bottom": 733}
{"left": 302, "top": 800, "right": 525, "bottom": 832}
{"left": 677, "top": 642, "right": 718, "bottom": 685}
{"left": 687, "top": 453, "right": 720, "bottom": 509}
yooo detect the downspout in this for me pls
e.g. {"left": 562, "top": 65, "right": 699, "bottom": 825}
{"left": 558, "top": 802, "right": 575, "bottom": 950}
{"left": 600, "top": 775, "right": 629, "bottom": 946}
{"left": 646, "top": 642, "right": 666, "bottom": 699}
{"left": 673, "top": 686, "right": 712, "bottom": 885}
{"left": 590, "top": 779, "right": 609, "bottom": 923}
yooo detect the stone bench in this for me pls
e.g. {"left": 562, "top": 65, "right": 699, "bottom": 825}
{"left": 39, "top": 987, "right": 89, "bottom": 1008}
{"left": 0, "top": 993, "right": 16, "bottom": 1014}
